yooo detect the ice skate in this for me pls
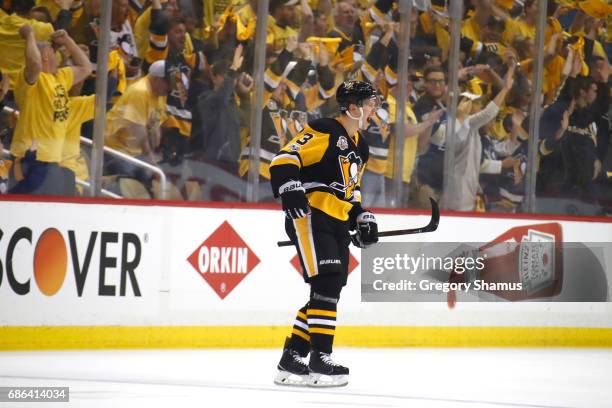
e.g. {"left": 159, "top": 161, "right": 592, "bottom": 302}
{"left": 274, "top": 346, "right": 310, "bottom": 386}
{"left": 307, "top": 350, "right": 349, "bottom": 387}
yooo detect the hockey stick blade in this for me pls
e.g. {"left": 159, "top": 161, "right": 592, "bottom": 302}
{"left": 277, "top": 197, "right": 439, "bottom": 247}
{"left": 378, "top": 197, "right": 439, "bottom": 237}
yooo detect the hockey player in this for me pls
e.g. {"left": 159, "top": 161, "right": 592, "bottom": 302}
{"left": 270, "top": 81, "right": 380, "bottom": 387}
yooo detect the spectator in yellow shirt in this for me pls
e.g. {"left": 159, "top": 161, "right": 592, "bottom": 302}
{"left": 267, "top": 0, "right": 298, "bottom": 55}
{"left": 9, "top": 25, "right": 92, "bottom": 195}
{"left": 104, "top": 59, "right": 169, "bottom": 186}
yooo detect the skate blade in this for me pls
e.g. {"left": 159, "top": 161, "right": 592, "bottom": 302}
{"left": 307, "top": 373, "right": 348, "bottom": 387}
{"left": 274, "top": 370, "right": 309, "bottom": 386}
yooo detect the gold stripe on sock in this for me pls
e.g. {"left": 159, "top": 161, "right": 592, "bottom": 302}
{"left": 292, "top": 328, "right": 310, "bottom": 341}
{"left": 310, "top": 327, "right": 335, "bottom": 336}
{"left": 307, "top": 309, "right": 337, "bottom": 317}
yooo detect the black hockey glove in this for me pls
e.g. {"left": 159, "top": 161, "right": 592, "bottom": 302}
{"left": 350, "top": 209, "right": 378, "bottom": 248}
{"left": 279, "top": 180, "right": 311, "bottom": 219}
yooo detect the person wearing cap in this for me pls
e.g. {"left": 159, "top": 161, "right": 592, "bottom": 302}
{"left": 267, "top": 0, "right": 299, "bottom": 55}
{"left": 9, "top": 26, "right": 91, "bottom": 196}
{"left": 104, "top": 59, "right": 169, "bottom": 170}
{"left": 443, "top": 61, "right": 516, "bottom": 211}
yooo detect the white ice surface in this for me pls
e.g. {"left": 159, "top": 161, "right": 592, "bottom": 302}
{"left": 1, "top": 348, "right": 611, "bottom": 408}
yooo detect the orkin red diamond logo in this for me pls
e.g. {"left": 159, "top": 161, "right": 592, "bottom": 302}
{"left": 290, "top": 252, "right": 359, "bottom": 276}
{"left": 187, "top": 221, "right": 260, "bottom": 299}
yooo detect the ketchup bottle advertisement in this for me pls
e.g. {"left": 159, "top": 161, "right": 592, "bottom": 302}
{"left": 448, "top": 223, "right": 563, "bottom": 307}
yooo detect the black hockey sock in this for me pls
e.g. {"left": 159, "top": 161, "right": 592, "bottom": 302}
{"left": 307, "top": 295, "right": 337, "bottom": 354}
{"left": 307, "top": 274, "right": 344, "bottom": 354}
{"left": 288, "top": 303, "right": 310, "bottom": 357}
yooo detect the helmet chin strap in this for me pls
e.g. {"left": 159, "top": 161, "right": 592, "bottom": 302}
{"left": 346, "top": 107, "right": 365, "bottom": 130}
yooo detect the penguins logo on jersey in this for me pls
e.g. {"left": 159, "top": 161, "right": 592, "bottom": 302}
{"left": 267, "top": 110, "right": 286, "bottom": 146}
{"left": 330, "top": 151, "right": 363, "bottom": 199}
{"left": 168, "top": 66, "right": 189, "bottom": 107}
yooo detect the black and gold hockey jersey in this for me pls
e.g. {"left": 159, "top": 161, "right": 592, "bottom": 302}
{"left": 270, "top": 118, "right": 369, "bottom": 221}
{"left": 264, "top": 50, "right": 335, "bottom": 111}
{"left": 362, "top": 108, "right": 390, "bottom": 175}
{"left": 146, "top": 8, "right": 204, "bottom": 137}
{"left": 239, "top": 98, "right": 289, "bottom": 180}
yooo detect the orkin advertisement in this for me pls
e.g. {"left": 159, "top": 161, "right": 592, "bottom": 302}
{"left": 167, "top": 209, "right": 302, "bottom": 315}
{"left": 0, "top": 201, "right": 163, "bottom": 325}
{"left": 186, "top": 220, "right": 261, "bottom": 299}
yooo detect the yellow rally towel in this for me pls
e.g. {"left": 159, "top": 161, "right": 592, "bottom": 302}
{"left": 578, "top": 0, "right": 612, "bottom": 20}
{"left": 306, "top": 37, "right": 342, "bottom": 57}
{"left": 332, "top": 45, "right": 354, "bottom": 71}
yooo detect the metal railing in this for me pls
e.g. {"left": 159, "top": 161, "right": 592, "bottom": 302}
{"left": 75, "top": 178, "right": 122, "bottom": 199}
{"left": 1, "top": 106, "right": 167, "bottom": 199}
{"left": 1, "top": 147, "right": 120, "bottom": 198}
{"left": 79, "top": 137, "right": 167, "bottom": 199}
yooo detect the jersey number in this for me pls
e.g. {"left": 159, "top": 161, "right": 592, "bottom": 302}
{"left": 296, "top": 133, "right": 314, "bottom": 146}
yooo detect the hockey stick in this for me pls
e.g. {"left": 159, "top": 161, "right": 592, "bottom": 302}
{"left": 276, "top": 197, "right": 440, "bottom": 247}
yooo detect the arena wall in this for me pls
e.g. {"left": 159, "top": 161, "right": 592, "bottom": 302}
{"left": 1, "top": 197, "right": 611, "bottom": 349}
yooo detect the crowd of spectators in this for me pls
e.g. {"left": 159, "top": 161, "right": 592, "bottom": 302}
{"left": 0, "top": 0, "right": 610, "bottom": 215}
